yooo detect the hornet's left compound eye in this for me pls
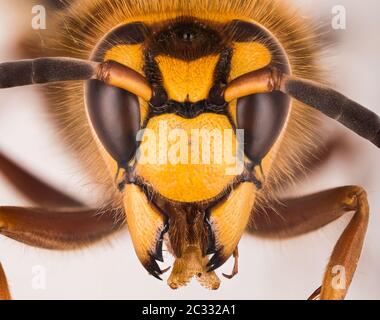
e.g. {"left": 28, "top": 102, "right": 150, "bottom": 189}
{"left": 85, "top": 80, "right": 141, "bottom": 167}
{"left": 237, "top": 91, "right": 290, "bottom": 164}
{"left": 227, "top": 20, "right": 292, "bottom": 164}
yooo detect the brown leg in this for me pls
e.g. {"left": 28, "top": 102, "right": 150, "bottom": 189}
{"left": 0, "top": 152, "right": 83, "bottom": 207}
{"left": 222, "top": 247, "right": 239, "bottom": 280}
{"left": 0, "top": 206, "right": 124, "bottom": 250}
{"left": 248, "top": 186, "right": 369, "bottom": 300}
{"left": 0, "top": 263, "right": 11, "bottom": 300}
{"left": 0, "top": 206, "right": 125, "bottom": 299}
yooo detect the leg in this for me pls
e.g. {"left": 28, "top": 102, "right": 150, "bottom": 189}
{"left": 0, "top": 206, "right": 124, "bottom": 250}
{"left": 0, "top": 152, "right": 82, "bottom": 207}
{"left": 0, "top": 206, "right": 125, "bottom": 299}
{"left": 0, "top": 263, "right": 11, "bottom": 300}
{"left": 222, "top": 247, "right": 239, "bottom": 280}
{"left": 248, "top": 186, "right": 369, "bottom": 300}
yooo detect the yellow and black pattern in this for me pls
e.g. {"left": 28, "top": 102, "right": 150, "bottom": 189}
{"left": 26, "top": 0, "right": 326, "bottom": 288}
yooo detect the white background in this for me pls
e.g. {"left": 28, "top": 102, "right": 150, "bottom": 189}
{"left": 0, "top": 0, "right": 379, "bottom": 299}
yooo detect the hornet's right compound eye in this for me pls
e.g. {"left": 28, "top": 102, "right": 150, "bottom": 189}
{"left": 84, "top": 21, "right": 151, "bottom": 167}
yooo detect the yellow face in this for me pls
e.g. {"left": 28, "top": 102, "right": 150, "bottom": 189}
{"left": 103, "top": 19, "right": 275, "bottom": 203}
{"left": 88, "top": 13, "right": 290, "bottom": 288}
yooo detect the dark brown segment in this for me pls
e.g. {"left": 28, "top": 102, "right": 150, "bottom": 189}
{"left": 32, "top": 58, "right": 95, "bottom": 83}
{"left": 0, "top": 58, "right": 96, "bottom": 88}
{"left": 237, "top": 91, "right": 290, "bottom": 163}
{"left": 0, "top": 152, "right": 83, "bottom": 208}
{"left": 0, "top": 60, "right": 33, "bottom": 88}
{"left": 284, "top": 78, "right": 380, "bottom": 148}
{"left": 85, "top": 80, "right": 141, "bottom": 167}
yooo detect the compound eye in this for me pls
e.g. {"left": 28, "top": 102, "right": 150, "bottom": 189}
{"left": 237, "top": 92, "right": 290, "bottom": 164}
{"left": 85, "top": 80, "right": 141, "bottom": 167}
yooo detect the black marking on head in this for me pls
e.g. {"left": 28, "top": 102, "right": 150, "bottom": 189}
{"left": 148, "top": 17, "right": 226, "bottom": 61}
{"left": 153, "top": 222, "right": 169, "bottom": 263}
{"left": 92, "top": 22, "right": 150, "bottom": 61}
{"left": 213, "top": 48, "right": 233, "bottom": 85}
{"left": 143, "top": 46, "right": 233, "bottom": 118}
{"left": 149, "top": 100, "right": 227, "bottom": 119}
{"left": 224, "top": 19, "right": 289, "bottom": 72}
{"left": 204, "top": 213, "right": 217, "bottom": 255}
{"left": 143, "top": 51, "right": 163, "bottom": 88}
{"left": 207, "top": 48, "right": 233, "bottom": 106}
